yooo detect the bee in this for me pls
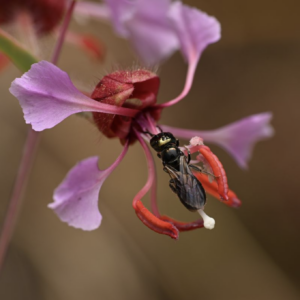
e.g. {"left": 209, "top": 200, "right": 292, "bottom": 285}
{"left": 149, "top": 131, "right": 207, "bottom": 211}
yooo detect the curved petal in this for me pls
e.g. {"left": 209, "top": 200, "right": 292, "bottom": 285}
{"left": 48, "top": 142, "right": 129, "bottom": 230}
{"left": 161, "top": 112, "right": 274, "bottom": 168}
{"left": 168, "top": 2, "right": 221, "bottom": 63}
{"left": 156, "top": 3, "right": 221, "bottom": 108}
{"left": 9, "top": 61, "right": 138, "bottom": 131}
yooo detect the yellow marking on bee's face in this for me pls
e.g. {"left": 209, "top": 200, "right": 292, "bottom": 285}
{"left": 158, "top": 137, "right": 171, "bottom": 147}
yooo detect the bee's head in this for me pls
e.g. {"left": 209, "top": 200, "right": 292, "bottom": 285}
{"left": 150, "top": 132, "right": 178, "bottom": 152}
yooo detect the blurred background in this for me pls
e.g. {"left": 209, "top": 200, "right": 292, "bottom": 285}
{"left": 0, "top": 0, "right": 300, "bottom": 299}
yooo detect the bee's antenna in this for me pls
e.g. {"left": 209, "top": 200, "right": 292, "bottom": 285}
{"left": 157, "top": 125, "right": 163, "bottom": 133}
{"left": 141, "top": 130, "right": 154, "bottom": 137}
{"left": 132, "top": 120, "right": 155, "bottom": 137}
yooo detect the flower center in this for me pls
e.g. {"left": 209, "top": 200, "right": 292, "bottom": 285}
{"left": 91, "top": 68, "right": 161, "bottom": 142}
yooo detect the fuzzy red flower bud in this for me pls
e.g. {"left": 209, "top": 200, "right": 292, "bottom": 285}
{"left": 91, "top": 69, "right": 160, "bottom": 142}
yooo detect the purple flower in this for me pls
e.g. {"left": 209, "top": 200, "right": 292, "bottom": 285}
{"left": 9, "top": 60, "right": 273, "bottom": 238}
{"left": 9, "top": 3, "right": 273, "bottom": 239}
{"left": 76, "top": 1, "right": 220, "bottom": 62}
{"left": 76, "top": 0, "right": 221, "bottom": 107}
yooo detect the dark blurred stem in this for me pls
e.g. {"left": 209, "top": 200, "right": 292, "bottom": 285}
{"left": 0, "top": 0, "right": 77, "bottom": 273}
{"left": 51, "top": 0, "right": 76, "bottom": 64}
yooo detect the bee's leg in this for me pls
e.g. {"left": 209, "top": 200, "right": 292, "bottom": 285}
{"left": 156, "top": 125, "right": 163, "bottom": 133}
{"left": 186, "top": 148, "right": 191, "bottom": 164}
{"left": 160, "top": 216, "right": 204, "bottom": 232}
{"left": 169, "top": 179, "right": 177, "bottom": 193}
{"left": 141, "top": 130, "right": 154, "bottom": 137}
{"left": 133, "top": 200, "right": 179, "bottom": 239}
{"left": 199, "top": 146, "right": 229, "bottom": 201}
{"left": 197, "top": 208, "right": 215, "bottom": 230}
{"left": 163, "top": 167, "right": 169, "bottom": 174}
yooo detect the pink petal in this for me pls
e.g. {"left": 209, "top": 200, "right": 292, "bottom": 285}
{"left": 161, "top": 113, "right": 274, "bottom": 168}
{"left": 9, "top": 61, "right": 138, "bottom": 131}
{"left": 168, "top": 2, "right": 221, "bottom": 63}
{"left": 156, "top": 3, "right": 221, "bottom": 108}
{"left": 49, "top": 142, "right": 129, "bottom": 230}
{"left": 124, "top": 0, "right": 179, "bottom": 64}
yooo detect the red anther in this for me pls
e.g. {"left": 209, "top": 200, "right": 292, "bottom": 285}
{"left": 199, "top": 145, "right": 229, "bottom": 200}
{"left": 160, "top": 216, "right": 204, "bottom": 232}
{"left": 193, "top": 172, "right": 241, "bottom": 208}
{"left": 133, "top": 200, "right": 179, "bottom": 239}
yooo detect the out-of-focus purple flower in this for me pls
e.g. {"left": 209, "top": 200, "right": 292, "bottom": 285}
{"left": 76, "top": 0, "right": 220, "bottom": 65}
{"left": 76, "top": 0, "right": 178, "bottom": 64}
{"left": 122, "top": 0, "right": 179, "bottom": 65}
{"left": 76, "top": 0, "right": 220, "bottom": 110}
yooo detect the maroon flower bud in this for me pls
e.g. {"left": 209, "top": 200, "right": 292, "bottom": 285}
{"left": 91, "top": 69, "right": 160, "bottom": 142}
{"left": 0, "top": 0, "right": 67, "bottom": 35}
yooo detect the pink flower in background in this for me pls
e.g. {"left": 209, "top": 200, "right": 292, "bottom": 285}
{"left": 76, "top": 0, "right": 221, "bottom": 108}
{"left": 9, "top": 2, "right": 273, "bottom": 239}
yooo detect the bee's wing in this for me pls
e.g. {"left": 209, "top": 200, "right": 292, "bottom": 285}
{"left": 165, "top": 156, "right": 206, "bottom": 211}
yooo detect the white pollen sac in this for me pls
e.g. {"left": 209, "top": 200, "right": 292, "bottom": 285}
{"left": 198, "top": 209, "right": 215, "bottom": 230}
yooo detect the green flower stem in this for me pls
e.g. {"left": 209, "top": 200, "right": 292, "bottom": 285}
{"left": 0, "top": 28, "right": 37, "bottom": 72}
